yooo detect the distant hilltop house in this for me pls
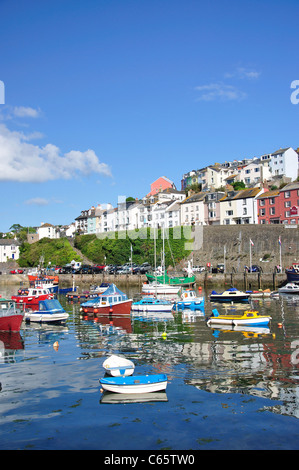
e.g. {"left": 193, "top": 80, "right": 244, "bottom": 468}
{"left": 146, "top": 176, "right": 176, "bottom": 197}
{"left": 0, "top": 239, "right": 20, "bottom": 262}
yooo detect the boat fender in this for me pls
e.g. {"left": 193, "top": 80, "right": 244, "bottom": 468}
{"left": 212, "top": 308, "right": 219, "bottom": 317}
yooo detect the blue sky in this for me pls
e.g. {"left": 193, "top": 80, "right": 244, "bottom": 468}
{"left": 0, "top": 0, "right": 298, "bottom": 232}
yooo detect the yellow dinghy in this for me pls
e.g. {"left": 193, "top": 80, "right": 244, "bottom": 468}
{"left": 207, "top": 309, "right": 271, "bottom": 327}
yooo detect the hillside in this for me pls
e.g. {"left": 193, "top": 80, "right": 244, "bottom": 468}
{"left": 19, "top": 238, "right": 82, "bottom": 267}
{"left": 74, "top": 228, "right": 192, "bottom": 267}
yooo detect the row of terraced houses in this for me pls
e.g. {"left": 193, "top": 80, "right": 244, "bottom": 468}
{"left": 31, "top": 146, "right": 299, "bottom": 242}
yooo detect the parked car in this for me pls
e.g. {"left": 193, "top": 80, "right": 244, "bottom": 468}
{"left": 92, "top": 265, "right": 105, "bottom": 273}
{"left": 117, "top": 266, "right": 132, "bottom": 274}
{"left": 192, "top": 265, "right": 205, "bottom": 273}
{"left": 244, "top": 265, "right": 262, "bottom": 273}
{"left": 139, "top": 262, "right": 152, "bottom": 274}
{"left": 10, "top": 269, "right": 24, "bottom": 274}
{"left": 73, "top": 264, "right": 93, "bottom": 274}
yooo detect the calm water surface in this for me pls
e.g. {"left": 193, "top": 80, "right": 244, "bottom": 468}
{"left": 0, "top": 283, "right": 299, "bottom": 450}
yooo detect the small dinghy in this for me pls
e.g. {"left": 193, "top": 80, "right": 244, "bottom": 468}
{"left": 102, "top": 355, "right": 135, "bottom": 377}
{"left": 100, "top": 373, "right": 168, "bottom": 394}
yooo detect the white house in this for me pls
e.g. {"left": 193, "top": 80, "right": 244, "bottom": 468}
{"left": 220, "top": 188, "right": 264, "bottom": 225}
{"left": 269, "top": 147, "right": 298, "bottom": 180}
{"left": 0, "top": 239, "right": 20, "bottom": 262}
{"left": 38, "top": 223, "right": 60, "bottom": 240}
{"left": 180, "top": 193, "right": 206, "bottom": 226}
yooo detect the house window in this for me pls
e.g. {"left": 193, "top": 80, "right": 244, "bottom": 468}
{"left": 269, "top": 198, "right": 275, "bottom": 205}
{"left": 259, "top": 200, "right": 265, "bottom": 206}
{"left": 285, "top": 191, "right": 290, "bottom": 198}
{"left": 285, "top": 201, "right": 291, "bottom": 208}
{"left": 270, "top": 207, "right": 275, "bottom": 215}
{"left": 260, "top": 209, "right": 265, "bottom": 216}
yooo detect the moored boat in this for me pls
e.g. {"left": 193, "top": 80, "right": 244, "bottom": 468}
{"left": 103, "top": 355, "right": 135, "bottom": 377}
{"left": 99, "top": 373, "right": 168, "bottom": 394}
{"left": 207, "top": 308, "right": 271, "bottom": 327}
{"left": 24, "top": 299, "right": 69, "bottom": 323}
{"left": 146, "top": 272, "right": 196, "bottom": 286}
{"left": 173, "top": 289, "right": 204, "bottom": 311}
{"left": 12, "top": 287, "right": 54, "bottom": 307}
{"left": 80, "top": 283, "right": 132, "bottom": 315}
{"left": 131, "top": 296, "right": 173, "bottom": 313}
{"left": 142, "top": 282, "right": 181, "bottom": 295}
{"left": 209, "top": 287, "right": 250, "bottom": 303}
{"left": 286, "top": 263, "right": 299, "bottom": 283}
{"left": 31, "top": 278, "right": 59, "bottom": 293}
{"left": 0, "top": 298, "right": 24, "bottom": 332}
{"left": 278, "top": 282, "right": 299, "bottom": 294}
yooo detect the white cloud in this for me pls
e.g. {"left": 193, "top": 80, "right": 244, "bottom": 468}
{"left": 195, "top": 83, "right": 247, "bottom": 102}
{"left": 224, "top": 67, "right": 260, "bottom": 80}
{"left": 0, "top": 124, "right": 112, "bottom": 182}
{"left": 13, "top": 106, "right": 41, "bottom": 118}
{"left": 24, "top": 197, "right": 49, "bottom": 206}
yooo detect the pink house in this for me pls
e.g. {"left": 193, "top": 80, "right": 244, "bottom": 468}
{"left": 147, "top": 176, "right": 176, "bottom": 197}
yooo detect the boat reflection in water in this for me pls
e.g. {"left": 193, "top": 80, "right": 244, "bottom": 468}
{"left": 100, "top": 391, "right": 168, "bottom": 404}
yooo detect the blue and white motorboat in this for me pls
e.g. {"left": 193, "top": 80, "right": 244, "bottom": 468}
{"left": 209, "top": 287, "right": 250, "bottom": 303}
{"left": 131, "top": 296, "right": 174, "bottom": 313}
{"left": 24, "top": 299, "right": 69, "bottom": 323}
{"left": 173, "top": 289, "right": 204, "bottom": 311}
{"left": 99, "top": 373, "right": 168, "bottom": 394}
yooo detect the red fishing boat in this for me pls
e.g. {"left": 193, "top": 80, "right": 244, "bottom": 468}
{"left": 0, "top": 298, "right": 24, "bottom": 332}
{"left": 12, "top": 287, "right": 54, "bottom": 308}
{"left": 80, "top": 284, "right": 132, "bottom": 315}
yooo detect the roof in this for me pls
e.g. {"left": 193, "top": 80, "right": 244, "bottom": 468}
{"left": 271, "top": 147, "right": 291, "bottom": 155}
{"left": 232, "top": 188, "right": 262, "bottom": 200}
{"left": 257, "top": 189, "right": 280, "bottom": 199}
{"left": 181, "top": 192, "right": 206, "bottom": 204}
{"left": 0, "top": 239, "right": 21, "bottom": 246}
{"left": 279, "top": 181, "right": 299, "bottom": 191}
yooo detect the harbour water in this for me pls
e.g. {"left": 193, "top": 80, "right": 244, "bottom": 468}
{"left": 0, "top": 284, "right": 299, "bottom": 450}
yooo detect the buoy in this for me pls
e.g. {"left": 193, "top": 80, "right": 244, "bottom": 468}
{"left": 278, "top": 323, "right": 283, "bottom": 328}
{"left": 162, "top": 332, "right": 167, "bottom": 339}
{"left": 53, "top": 341, "right": 59, "bottom": 350}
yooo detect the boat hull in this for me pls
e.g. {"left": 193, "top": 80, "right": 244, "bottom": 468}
{"left": 174, "top": 299, "right": 204, "bottom": 310}
{"left": 0, "top": 314, "right": 24, "bottom": 332}
{"left": 12, "top": 294, "right": 53, "bottom": 306}
{"left": 82, "top": 299, "right": 132, "bottom": 315}
{"left": 131, "top": 302, "right": 173, "bottom": 313}
{"left": 100, "top": 374, "right": 168, "bottom": 394}
{"left": 286, "top": 270, "right": 299, "bottom": 282}
{"left": 210, "top": 295, "right": 249, "bottom": 302}
{"left": 24, "top": 312, "right": 69, "bottom": 323}
{"left": 142, "top": 283, "right": 181, "bottom": 295}
{"left": 207, "top": 312, "right": 271, "bottom": 327}
{"left": 146, "top": 273, "right": 196, "bottom": 286}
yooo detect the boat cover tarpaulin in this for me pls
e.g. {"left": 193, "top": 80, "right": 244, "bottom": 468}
{"left": 39, "top": 299, "right": 65, "bottom": 312}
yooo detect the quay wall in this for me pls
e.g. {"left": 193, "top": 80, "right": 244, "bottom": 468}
{"left": 192, "top": 224, "right": 298, "bottom": 273}
{"left": 0, "top": 271, "right": 287, "bottom": 291}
